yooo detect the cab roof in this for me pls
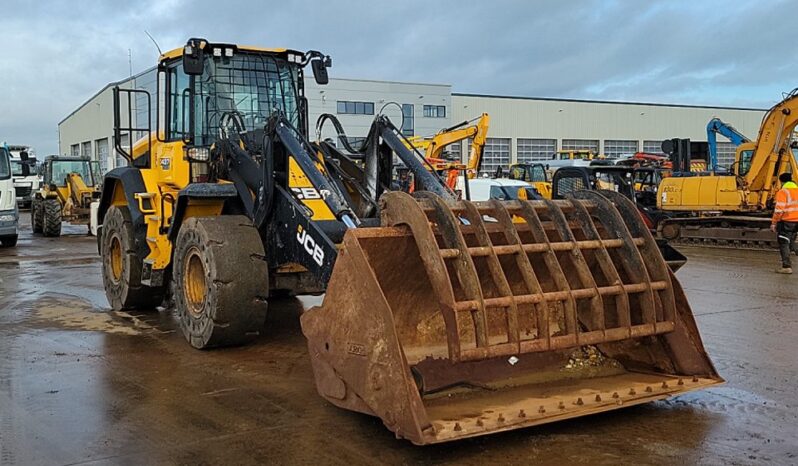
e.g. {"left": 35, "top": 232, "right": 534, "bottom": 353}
{"left": 159, "top": 44, "right": 299, "bottom": 62}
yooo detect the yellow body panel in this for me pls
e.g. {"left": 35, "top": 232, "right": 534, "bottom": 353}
{"left": 532, "top": 181, "right": 552, "bottom": 199}
{"left": 159, "top": 45, "right": 290, "bottom": 61}
{"left": 287, "top": 156, "right": 335, "bottom": 221}
{"left": 658, "top": 175, "right": 742, "bottom": 210}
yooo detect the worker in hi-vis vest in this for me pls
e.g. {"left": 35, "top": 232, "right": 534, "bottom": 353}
{"left": 772, "top": 172, "right": 798, "bottom": 274}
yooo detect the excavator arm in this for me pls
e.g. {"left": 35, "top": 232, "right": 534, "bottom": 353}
{"left": 741, "top": 89, "right": 798, "bottom": 205}
{"left": 706, "top": 117, "right": 749, "bottom": 172}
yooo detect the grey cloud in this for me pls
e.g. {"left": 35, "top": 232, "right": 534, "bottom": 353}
{"left": 1, "top": 0, "right": 795, "bottom": 154}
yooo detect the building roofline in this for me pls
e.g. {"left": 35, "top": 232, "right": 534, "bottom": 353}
{"left": 452, "top": 92, "right": 767, "bottom": 112}
{"left": 58, "top": 66, "right": 157, "bottom": 126}
{"left": 315, "top": 76, "right": 451, "bottom": 88}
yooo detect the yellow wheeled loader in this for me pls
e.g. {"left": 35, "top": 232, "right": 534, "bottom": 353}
{"left": 31, "top": 156, "right": 100, "bottom": 236}
{"left": 98, "top": 38, "right": 722, "bottom": 445}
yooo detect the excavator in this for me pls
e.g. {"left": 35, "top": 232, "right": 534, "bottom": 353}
{"left": 97, "top": 38, "right": 721, "bottom": 445}
{"left": 658, "top": 90, "right": 798, "bottom": 248}
{"left": 31, "top": 155, "right": 101, "bottom": 236}
{"left": 403, "top": 113, "right": 490, "bottom": 190}
{"left": 706, "top": 117, "right": 750, "bottom": 173}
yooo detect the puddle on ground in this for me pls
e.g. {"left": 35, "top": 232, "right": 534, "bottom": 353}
{"left": 32, "top": 295, "right": 156, "bottom": 336}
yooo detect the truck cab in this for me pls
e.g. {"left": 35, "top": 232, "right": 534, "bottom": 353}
{"left": 7, "top": 145, "right": 40, "bottom": 208}
{"left": 0, "top": 146, "right": 19, "bottom": 246}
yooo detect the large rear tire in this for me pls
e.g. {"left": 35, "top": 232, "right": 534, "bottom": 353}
{"left": 101, "top": 205, "right": 164, "bottom": 310}
{"left": 31, "top": 198, "right": 43, "bottom": 234}
{"left": 174, "top": 216, "right": 269, "bottom": 349}
{"left": 42, "top": 199, "right": 62, "bottom": 237}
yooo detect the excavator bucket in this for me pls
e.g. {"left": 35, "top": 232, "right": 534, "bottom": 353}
{"left": 301, "top": 190, "right": 722, "bottom": 445}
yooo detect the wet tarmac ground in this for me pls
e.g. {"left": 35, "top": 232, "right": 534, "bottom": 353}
{"left": 1, "top": 213, "right": 797, "bottom": 465}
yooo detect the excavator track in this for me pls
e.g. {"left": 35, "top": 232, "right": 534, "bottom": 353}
{"left": 658, "top": 216, "right": 777, "bottom": 250}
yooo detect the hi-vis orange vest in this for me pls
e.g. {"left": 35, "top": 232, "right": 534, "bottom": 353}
{"left": 773, "top": 181, "right": 798, "bottom": 224}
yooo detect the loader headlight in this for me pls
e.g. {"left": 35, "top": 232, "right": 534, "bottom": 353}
{"left": 0, "top": 214, "right": 15, "bottom": 222}
{"left": 185, "top": 147, "right": 210, "bottom": 162}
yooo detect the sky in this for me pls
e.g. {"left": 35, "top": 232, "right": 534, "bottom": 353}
{"left": 1, "top": 0, "right": 797, "bottom": 155}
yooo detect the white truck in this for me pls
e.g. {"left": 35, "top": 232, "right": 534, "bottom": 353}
{"left": 7, "top": 144, "right": 40, "bottom": 208}
{"left": 0, "top": 146, "right": 19, "bottom": 247}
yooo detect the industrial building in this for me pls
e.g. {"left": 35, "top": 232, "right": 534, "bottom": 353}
{"left": 59, "top": 72, "right": 766, "bottom": 176}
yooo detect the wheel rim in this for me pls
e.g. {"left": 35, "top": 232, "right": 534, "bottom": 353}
{"left": 184, "top": 247, "right": 207, "bottom": 317}
{"left": 109, "top": 236, "right": 123, "bottom": 283}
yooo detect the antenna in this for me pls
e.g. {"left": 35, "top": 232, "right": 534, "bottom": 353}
{"left": 144, "top": 30, "right": 163, "bottom": 55}
{"left": 128, "top": 49, "right": 132, "bottom": 77}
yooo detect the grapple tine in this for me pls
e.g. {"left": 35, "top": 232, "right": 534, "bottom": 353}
{"left": 302, "top": 190, "right": 722, "bottom": 445}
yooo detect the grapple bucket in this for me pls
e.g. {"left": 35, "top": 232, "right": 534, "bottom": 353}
{"left": 301, "top": 190, "right": 722, "bottom": 445}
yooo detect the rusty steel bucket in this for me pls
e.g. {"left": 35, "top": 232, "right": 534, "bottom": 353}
{"left": 300, "top": 190, "right": 722, "bottom": 445}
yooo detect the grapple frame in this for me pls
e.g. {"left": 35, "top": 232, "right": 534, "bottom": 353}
{"left": 301, "top": 190, "right": 721, "bottom": 444}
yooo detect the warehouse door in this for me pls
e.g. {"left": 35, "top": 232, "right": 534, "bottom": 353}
{"left": 517, "top": 138, "right": 556, "bottom": 162}
{"left": 561, "top": 139, "right": 599, "bottom": 153}
{"left": 603, "top": 140, "right": 639, "bottom": 158}
{"left": 96, "top": 138, "right": 109, "bottom": 175}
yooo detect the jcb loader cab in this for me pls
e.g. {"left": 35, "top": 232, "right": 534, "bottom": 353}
{"left": 31, "top": 155, "right": 100, "bottom": 236}
{"left": 98, "top": 38, "right": 720, "bottom": 445}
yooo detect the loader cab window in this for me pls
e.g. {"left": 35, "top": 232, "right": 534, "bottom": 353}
{"left": 47, "top": 160, "right": 98, "bottom": 187}
{"left": 737, "top": 149, "right": 754, "bottom": 176}
{"left": 167, "top": 62, "right": 190, "bottom": 141}
{"left": 166, "top": 52, "right": 301, "bottom": 146}
{"left": 189, "top": 52, "right": 301, "bottom": 146}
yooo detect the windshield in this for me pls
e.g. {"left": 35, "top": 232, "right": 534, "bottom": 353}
{"left": 49, "top": 160, "right": 96, "bottom": 187}
{"left": 191, "top": 52, "right": 301, "bottom": 146}
{"left": 11, "top": 160, "right": 25, "bottom": 176}
{"left": 0, "top": 149, "right": 9, "bottom": 180}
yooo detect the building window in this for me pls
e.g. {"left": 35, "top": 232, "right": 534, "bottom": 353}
{"left": 475, "top": 137, "right": 511, "bottom": 176}
{"left": 603, "top": 140, "right": 638, "bottom": 158}
{"left": 401, "top": 104, "right": 414, "bottom": 136}
{"left": 517, "top": 138, "right": 556, "bottom": 162}
{"left": 336, "top": 101, "right": 375, "bottom": 115}
{"left": 643, "top": 140, "right": 664, "bottom": 154}
{"left": 70, "top": 144, "right": 80, "bottom": 157}
{"left": 96, "top": 138, "right": 109, "bottom": 175}
{"left": 81, "top": 141, "right": 92, "bottom": 159}
{"left": 715, "top": 142, "right": 737, "bottom": 168}
{"left": 561, "top": 139, "right": 599, "bottom": 153}
{"left": 423, "top": 105, "right": 446, "bottom": 118}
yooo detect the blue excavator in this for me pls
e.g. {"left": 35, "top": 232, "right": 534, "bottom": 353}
{"left": 706, "top": 117, "right": 750, "bottom": 173}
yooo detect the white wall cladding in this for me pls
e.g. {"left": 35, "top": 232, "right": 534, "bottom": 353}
{"left": 452, "top": 93, "right": 765, "bottom": 164}
{"left": 60, "top": 70, "right": 768, "bottom": 176}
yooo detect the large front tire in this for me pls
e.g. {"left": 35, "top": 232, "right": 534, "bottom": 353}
{"left": 101, "top": 205, "right": 164, "bottom": 310}
{"left": 42, "top": 199, "right": 62, "bottom": 237}
{"left": 174, "top": 216, "right": 269, "bottom": 349}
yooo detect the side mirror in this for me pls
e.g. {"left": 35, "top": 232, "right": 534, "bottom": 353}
{"left": 311, "top": 58, "right": 329, "bottom": 85}
{"left": 21, "top": 164, "right": 31, "bottom": 177}
{"left": 20, "top": 151, "right": 29, "bottom": 161}
{"left": 183, "top": 38, "right": 205, "bottom": 76}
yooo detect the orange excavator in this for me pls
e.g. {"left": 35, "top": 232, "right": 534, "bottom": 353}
{"left": 405, "top": 113, "right": 490, "bottom": 189}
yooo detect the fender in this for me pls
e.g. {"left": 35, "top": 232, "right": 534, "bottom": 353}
{"left": 166, "top": 183, "right": 239, "bottom": 241}
{"left": 96, "top": 167, "right": 149, "bottom": 260}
